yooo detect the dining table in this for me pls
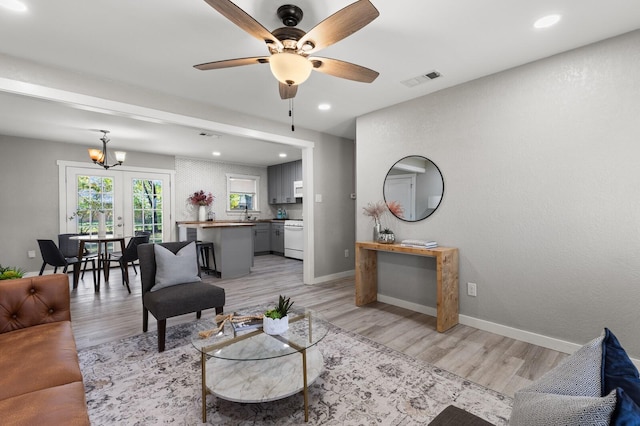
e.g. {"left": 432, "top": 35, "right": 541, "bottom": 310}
{"left": 70, "top": 234, "right": 128, "bottom": 292}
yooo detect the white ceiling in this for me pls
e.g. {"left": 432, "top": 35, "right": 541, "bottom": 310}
{"left": 1, "top": 0, "right": 639, "bottom": 166}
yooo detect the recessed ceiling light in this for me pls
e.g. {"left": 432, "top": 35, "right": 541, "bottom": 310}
{"left": 318, "top": 103, "right": 331, "bottom": 111}
{"left": 212, "top": 151, "right": 221, "bottom": 156}
{"left": 534, "top": 14, "right": 561, "bottom": 29}
{"left": 279, "top": 153, "right": 287, "bottom": 158}
{"left": 0, "top": 0, "right": 27, "bottom": 12}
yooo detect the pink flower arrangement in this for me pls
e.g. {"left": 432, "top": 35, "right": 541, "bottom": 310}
{"left": 386, "top": 201, "right": 404, "bottom": 219}
{"left": 189, "top": 190, "right": 214, "bottom": 206}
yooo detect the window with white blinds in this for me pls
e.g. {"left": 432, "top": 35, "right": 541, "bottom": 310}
{"left": 226, "top": 174, "right": 259, "bottom": 211}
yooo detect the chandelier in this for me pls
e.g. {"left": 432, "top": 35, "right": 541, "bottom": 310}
{"left": 88, "top": 130, "right": 126, "bottom": 170}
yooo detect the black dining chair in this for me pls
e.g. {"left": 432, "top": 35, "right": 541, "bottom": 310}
{"left": 37, "top": 239, "right": 92, "bottom": 288}
{"left": 104, "top": 234, "right": 150, "bottom": 293}
{"left": 58, "top": 233, "right": 97, "bottom": 282}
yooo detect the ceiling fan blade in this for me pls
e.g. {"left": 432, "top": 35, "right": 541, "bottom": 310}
{"left": 310, "top": 57, "right": 379, "bottom": 83}
{"left": 202, "top": 0, "right": 282, "bottom": 49}
{"left": 297, "top": 0, "right": 379, "bottom": 53}
{"left": 279, "top": 83, "right": 298, "bottom": 99}
{"left": 194, "top": 57, "right": 269, "bottom": 70}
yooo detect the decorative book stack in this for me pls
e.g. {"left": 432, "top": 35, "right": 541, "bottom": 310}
{"left": 400, "top": 239, "right": 438, "bottom": 249}
{"left": 230, "top": 313, "right": 263, "bottom": 333}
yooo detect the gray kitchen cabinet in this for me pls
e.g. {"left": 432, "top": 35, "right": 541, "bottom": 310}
{"left": 268, "top": 164, "right": 281, "bottom": 204}
{"left": 268, "top": 160, "right": 302, "bottom": 205}
{"left": 271, "top": 222, "right": 284, "bottom": 255}
{"left": 254, "top": 223, "right": 270, "bottom": 255}
{"left": 281, "top": 161, "right": 295, "bottom": 203}
{"left": 294, "top": 159, "right": 302, "bottom": 181}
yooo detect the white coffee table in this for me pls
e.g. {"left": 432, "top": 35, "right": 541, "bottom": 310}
{"left": 191, "top": 309, "right": 328, "bottom": 422}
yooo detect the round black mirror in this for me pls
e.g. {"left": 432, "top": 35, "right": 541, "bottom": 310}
{"left": 383, "top": 156, "right": 444, "bottom": 222}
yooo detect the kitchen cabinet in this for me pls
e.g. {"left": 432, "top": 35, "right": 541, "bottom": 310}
{"left": 295, "top": 160, "right": 302, "bottom": 181}
{"left": 281, "top": 162, "right": 295, "bottom": 203}
{"left": 268, "top": 160, "right": 302, "bottom": 205}
{"left": 271, "top": 222, "right": 284, "bottom": 255}
{"left": 268, "top": 164, "right": 281, "bottom": 204}
{"left": 254, "top": 223, "right": 270, "bottom": 255}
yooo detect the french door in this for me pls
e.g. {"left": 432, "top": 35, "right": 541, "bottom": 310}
{"left": 61, "top": 165, "right": 172, "bottom": 243}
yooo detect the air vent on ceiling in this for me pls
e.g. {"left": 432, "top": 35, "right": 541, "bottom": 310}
{"left": 199, "top": 131, "right": 221, "bottom": 138}
{"left": 401, "top": 70, "right": 442, "bottom": 88}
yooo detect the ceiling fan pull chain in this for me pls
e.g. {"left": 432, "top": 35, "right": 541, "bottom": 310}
{"left": 289, "top": 98, "right": 295, "bottom": 131}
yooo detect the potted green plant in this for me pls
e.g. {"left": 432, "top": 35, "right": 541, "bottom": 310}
{"left": 0, "top": 264, "right": 24, "bottom": 280}
{"left": 263, "top": 295, "right": 294, "bottom": 335}
{"left": 377, "top": 228, "right": 396, "bottom": 244}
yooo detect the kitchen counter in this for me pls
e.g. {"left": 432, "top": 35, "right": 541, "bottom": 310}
{"left": 177, "top": 220, "right": 287, "bottom": 226}
{"left": 177, "top": 222, "right": 255, "bottom": 279}
{"left": 178, "top": 221, "right": 256, "bottom": 228}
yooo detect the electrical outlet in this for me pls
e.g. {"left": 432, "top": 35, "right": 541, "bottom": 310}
{"left": 27, "top": 250, "right": 36, "bottom": 258}
{"left": 344, "top": 249, "right": 349, "bottom": 258}
{"left": 467, "top": 282, "right": 477, "bottom": 297}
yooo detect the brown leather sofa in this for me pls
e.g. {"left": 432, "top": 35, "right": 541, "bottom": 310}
{"left": 0, "top": 274, "right": 90, "bottom": 425}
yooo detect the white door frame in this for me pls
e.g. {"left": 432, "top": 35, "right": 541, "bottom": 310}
{"left": 57, "top": 160, "right": 176, "bottom": 241}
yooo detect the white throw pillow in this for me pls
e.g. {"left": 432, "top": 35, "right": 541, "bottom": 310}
{"left": 152, "top": 242, "right": 201, "bottom": 292}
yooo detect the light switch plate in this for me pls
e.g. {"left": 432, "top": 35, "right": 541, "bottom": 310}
{"left": 315, "top": 194, "right": 322, "bottom": 203}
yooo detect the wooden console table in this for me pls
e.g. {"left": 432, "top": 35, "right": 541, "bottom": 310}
{"left": 355, "top": 242, "right": 459, "bottom": 332}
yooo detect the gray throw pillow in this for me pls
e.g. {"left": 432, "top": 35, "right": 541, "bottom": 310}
{"left": 523, "top": 334, "right": 604, "bottom": 397}
{"left": 510, "top": 390, "right": 616, "bottom": 426}
{"left": 509, "top": 333, "right": 616, "bottom": 426}
{"left": 152, "top": 242, "right": 201, "bottom": 292}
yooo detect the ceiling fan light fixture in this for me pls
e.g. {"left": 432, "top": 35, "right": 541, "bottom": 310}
{"left": 269, "top": 52, "right": 312, "bottom": 86}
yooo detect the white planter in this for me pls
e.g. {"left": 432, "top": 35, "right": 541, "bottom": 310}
{"left": 262, "top": 315, "right": 289, "bottom": 335}
{"left": 198, "top": 206, "right": 207, "bottom": 222}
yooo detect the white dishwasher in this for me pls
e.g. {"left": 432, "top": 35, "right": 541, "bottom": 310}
{"left": 284, "top": 220, "right": 304, "bottom": 260}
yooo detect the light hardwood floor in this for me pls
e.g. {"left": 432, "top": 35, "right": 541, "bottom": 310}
{"left": 68, "top": 254, "right": 566, "bottom": 398}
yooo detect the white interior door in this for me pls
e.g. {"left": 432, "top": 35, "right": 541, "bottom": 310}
{"left": 384, "top": 174, "right": 417, "bottom": 221}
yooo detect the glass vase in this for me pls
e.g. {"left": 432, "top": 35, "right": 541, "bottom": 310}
{"left": 373, "top": 221, "right": 381, "bottom": 242}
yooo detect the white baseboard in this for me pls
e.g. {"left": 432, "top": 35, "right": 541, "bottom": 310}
{"left": 309, "top": 269, "right": 354, "bottom": 285}
{"left": 377, "top": 294, "right": 438, "bottom": 317}
{"left": 376, "top": 293, "right": 640, "bottom": 368}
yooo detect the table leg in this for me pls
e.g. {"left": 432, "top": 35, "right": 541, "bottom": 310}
{"left": 201, "top": 351, "right": 207, "bottom": 423}
{"left": 73, "top": 241, "right": 85, "bottom": 289}
{"left": 95, "top": 242, "right": 102, "bottom": 292}
{"left": 119, "top": 239, "right": 129, "bottom": 286}
{"left": 355, "top": 246, "right": 378, "bottom": 306}
{"left": 302, "top": 348, "right": 308, "bottom": 422}
{"left": 435, "top": 250, "right": 459, "bottom": 332}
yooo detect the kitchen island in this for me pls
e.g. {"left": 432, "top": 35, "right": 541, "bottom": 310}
{"left": 177, "top": 221, "right": 255, "bottom": 279}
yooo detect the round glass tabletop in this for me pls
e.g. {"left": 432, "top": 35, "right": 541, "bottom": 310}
{"left": 191, "top": 307, "right": 329, "bottom": 361}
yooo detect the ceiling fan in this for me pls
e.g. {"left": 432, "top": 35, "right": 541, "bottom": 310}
{"left": 194, "top": 0, "right": 380, "bottom": 100}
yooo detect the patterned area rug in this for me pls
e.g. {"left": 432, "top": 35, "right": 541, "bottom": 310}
{"left": 78, "top": 321, "right": 512, "bottom": 425}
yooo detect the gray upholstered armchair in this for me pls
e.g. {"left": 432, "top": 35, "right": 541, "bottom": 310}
{"left": 138, "top": 241, "right": 226, "bottom": 352}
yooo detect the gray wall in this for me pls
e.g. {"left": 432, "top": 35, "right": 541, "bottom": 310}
{"left": 313, "top": 135, "right": 356, "bottom": 277}
{"left": 0, "top": 135, "right": 174, "bottom": 272}
{"left": 356, "top": 30, "right": 640, "bottom": 356}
